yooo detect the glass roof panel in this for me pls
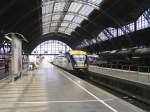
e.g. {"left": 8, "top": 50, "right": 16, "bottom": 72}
{"left": 49, "top": 27, "right": 56, "bottom": 32}
{"left": 58, "top": 31, "right": 64, "bottom": 34}
{"left": 43, "top": 26, "right": 48, "bottom": 30}
{"left": 43, "top": 24, "right": 50, "bottom": 28}
{"left": 98, "top": 32, "right": 108, "bottom": 41}
{"left": 51, "top": 22, "right": 58, "bottom": 26}
{"left": 43, "top": 22, "right": 50, "bottom": 26}
{"left": 73, "top": 16, "right": 84, "bottom": 24}
{"left": 43, "top": 31, "right": 49, "bottom": 35}
{"left": 64, "top": 14, "right": 75, "bottom": 21}
{"left": 68, "top": 23, "right": 79, "bottom": 29}
{"left": 61, "top": 22, "right": 70, "bottom": 27}
{"left": 68, "top": 2, "right": 83, "bottom": 13}
{"left": 54, "top": 2, "right": 65, "bottom": 12}
{"left": 65, "top": 28, "right": 74, "bottom": 35}
{"left": 43, "top": 28, "right": 49, "bottom": 35}
{"left": 42, "top": 15, "right": 51, "bottom": 23}
{"left": 42, "top": 0, "right": 99, "bottom": 35}
{"left": 58, "top": 27, "right": 66, "bottom": 32}
{"left": 42, "top": 2, "right": 54, "bottom": 14}
{"left": 52, "top": 14, "right": 61, "bottom": 20}
{"left": 79, "top": 5, "right": 95, "bottom": 16}
{"left": 88, "top": 0, "right": 103, "bottom": 5}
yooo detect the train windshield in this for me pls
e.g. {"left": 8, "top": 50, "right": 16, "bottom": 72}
{"left": 72, "top": 55, "right": 87, "bottom": 64}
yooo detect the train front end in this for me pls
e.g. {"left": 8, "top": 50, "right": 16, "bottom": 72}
{"left": 68, "top": 50, "right": 88, "bottom": 72}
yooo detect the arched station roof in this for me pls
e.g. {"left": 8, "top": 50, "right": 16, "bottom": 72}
{"left": 0, "top": 0, "right": 150, "bottom": 53}
{"left": 26, "top": 32, "right": 75, "bottom": 54}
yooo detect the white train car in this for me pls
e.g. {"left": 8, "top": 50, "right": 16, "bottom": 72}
{"left": 53, "top": 50, "right": 88, "bottom": 72}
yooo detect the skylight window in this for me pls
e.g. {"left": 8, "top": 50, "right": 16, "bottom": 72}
{"left": 43, "top": 24, "right": 50, "bottom": 28}
{"left": 68, "top": 2, "right": 83, "bottom": 13}
{"left": 69, "top": 23, "right": 79, "bottom": 30}
{"left": 51, "top": 22, "right": 58, "bottom": 27}
{"left": 61, "top": 22, "right": 70, "bottom": 27}
{"left": 43, "top": 28, "right": 49, "bottom": 34}
{"left": 42, "top": 15, "right": 51, "bottom": 23}
{"left": 42, "top": 1, "right": 54, "bottom": 14}
{"left": 49, "top": 27, "right": 56, "bottom": 32}
{"left": 64, "top": 15, "right": 75, "bottom": 21}
{"left": 42, "top": 0, "right": 98, "bottom": 35}
{"left": 52, "top": 14, "right": 61, "bottom": 20}
{"left": 73, "top": 16, "right": 84, "bottom": 24}
{"left": 88, "top": 0, "right": 103, "bottom": 5}
{"left": 43, "top": 22, "right": 50, "bottom": 26}
{"left": 98, "top": 32, "right": 108, "bottom": 41}
{"left": 79, "top": 5, "right": 94, "bottom": 16}
{"left": 58, "top": 27, "right": 66, "bottom": 32}
{"left": 65, "top": 28, "right": 74, "bottom": 35}
{"left": 54, "top": 2, "right": 65, "bottom": 12}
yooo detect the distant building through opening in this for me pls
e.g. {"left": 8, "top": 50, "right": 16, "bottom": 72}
{"left": 30, "top": 40, "right": 71, "bottom": 62}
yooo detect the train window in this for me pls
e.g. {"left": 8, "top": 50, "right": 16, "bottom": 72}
{"left": 72, "top": 55, "right": 87, "bottom": 62}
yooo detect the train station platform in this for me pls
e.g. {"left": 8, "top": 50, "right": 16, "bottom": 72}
{"left": 0, "top": 63, "right": 146, "bottom": 112}
{"left": 89, "top": 65, "right": 150, "bottom": 105}
{"left": 89, "top": 65, "right": 150, "bottom": 85}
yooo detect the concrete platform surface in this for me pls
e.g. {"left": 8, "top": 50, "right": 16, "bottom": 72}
{"left": 0, "top": 62, "right": 147, "bottom": 112}
{"left": 89, "top": 65, "right": 150, "bottom": 85}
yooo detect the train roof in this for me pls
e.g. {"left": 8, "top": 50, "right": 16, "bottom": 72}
{"left": 88, "top": 54, "right": 99, "bottom": 58}
{"left": 68, "top": 50, "right": 87, "bottom": 55}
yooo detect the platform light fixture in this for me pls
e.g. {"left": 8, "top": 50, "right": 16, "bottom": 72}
{"left": 4, "top": 35, "right": 12, "bottom": 41}
{"left": 4, "top": 33, "right": 28, "bottom": 42}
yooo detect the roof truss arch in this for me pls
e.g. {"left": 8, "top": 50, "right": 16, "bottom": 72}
{"left": 42, "top": 0, "right": 101, "bottom": 9}
{"left": 42, "top": 0, "right": 103, "bottom": 35}
{"left": 27, "top": 32, "right": 75, "bottom": 54}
